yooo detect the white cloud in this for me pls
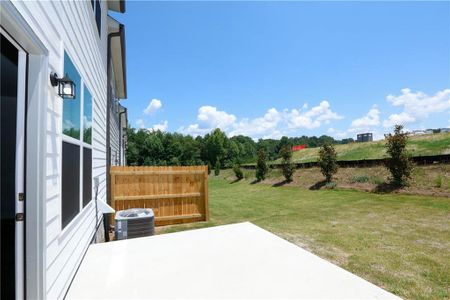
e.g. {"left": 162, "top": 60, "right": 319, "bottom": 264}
{"left": 135, "top": 119, "right": 145, "bottom": 129}
{"left": 383, "top": 88, "right": 450, "bottom": 127}
{"left": 229, "top": 108, "right": 282, "bottom": 137}
{"left": 178, "top": 106, "right": 237, "bottom": 136}
{"left": 383, "top": 112, "right": 416, "bottom": 128}
{"left": 144, "top": 99, "right": 162, "bottom": 115}
{"left": 288, "top": 101, "right": 343, "bottom": 129}
{"left": 349, "top": 105, "right": 380, "bottom": 132}
{"left": 197, "top": 106, "right": 236, "bottom": 129}
{"left": 177, "top": 124, "right": 213, "bottom": 136}
{"left": 327, "top": 127, "right": 348, "bottom": 139}
{"left": 151, "top": 120, "right": 168, "bottom": 132}
{"left": 179, "top": 101, "right": 343, "bottom": 139}
{"left": 175, "top": 88, "right": 449, "bottom": 140}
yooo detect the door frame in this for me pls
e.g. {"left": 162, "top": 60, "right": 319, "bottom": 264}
{"left": 0, "top": 27, "right": 28, "bottom": 300}
{"left": 1, "top": 2, "right": 49, "bottom": 299}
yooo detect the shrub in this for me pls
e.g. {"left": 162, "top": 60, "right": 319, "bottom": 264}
{"left": 207, "top": 162, "right": 212, "bottom": 175}
{"left": 233, "top": 164, "right": 244, "bottom": 180}
{"left": 255, "top": 148, "right": 268, "bottom": 181}
{"left": 384, "top": 125, "right": 413, "bottom": 187}
{"left": 214, "top": 161, "right": 220, "bottom": 176}
{"left": 318, "top": 144, "right": 338, "bottom": 182}
{"left": 371, "top": 177, "right": 385, "bottom": 185}
{"left": 325, "top": 182, "right": 337, "bottom": 189}
{"left": 434, "top": 175, "right": 443, "bottom": 188}
{"left": 351, "top": 175, "right": 369, "bottom": 183}
{"left": 279, "top": 145, "right": 295, "bottom": 182}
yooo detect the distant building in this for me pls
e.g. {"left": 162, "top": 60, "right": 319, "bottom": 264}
{"left": 409, "top": 130, "right": 425, "bottom": 136}
{"left": 357, "top": 133, "right": 373, "bottom": 142}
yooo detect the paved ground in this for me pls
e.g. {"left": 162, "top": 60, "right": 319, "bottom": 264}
{"left": 67, "top": 222, "right": 400, "bottom": 299}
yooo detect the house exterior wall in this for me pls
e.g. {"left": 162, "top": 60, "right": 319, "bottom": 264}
{"left": 110, "top": 101, "right": 121, "bottom": 165}
{"left": 8, "top": 1, "right": 109, "bottom": 298}
{"left": 109, "top": 63, "right": 127, "bottom": 167}
{"left": 109, "top": 70, "right": 120, "bottom": 166}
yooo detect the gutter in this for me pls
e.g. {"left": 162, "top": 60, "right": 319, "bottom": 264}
{"left": 118, "top": 23, "right": 127, "bottom": 98}
{"left": 105, "top": 24, "right": 124, "bottom": 242}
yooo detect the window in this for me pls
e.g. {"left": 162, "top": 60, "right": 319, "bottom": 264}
{"left": 62, "top": 142, "right": 80, "bottom": 228}
{"left": 83, "top": 148, "right": 92, "bottom": 207}
{"left": 62, "top": 53, "right": 81, "bottom": 139}
{"left": 61, "top": 52, "right": 93, "bottom": 229}
{"left": 83, "top": 86, "right": 92, "bottom": 144}
{"left": 91, "top": 0, "right": 102, "bottom": 36}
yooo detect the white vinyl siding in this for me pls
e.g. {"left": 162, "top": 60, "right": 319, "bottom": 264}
{"left": 10, "top": 1, "right": 108, "bottom": 298}
{"left": 109, "top": 63, "right": 126, "bottom": 166}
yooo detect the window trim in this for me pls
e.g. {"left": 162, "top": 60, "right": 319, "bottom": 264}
{"left": 60, "top": 51, "right": 94, "bottom": 232}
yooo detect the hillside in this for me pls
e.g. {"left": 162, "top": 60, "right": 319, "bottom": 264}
{"left": 273, "top": 132, "right": 450, "bottom": 164}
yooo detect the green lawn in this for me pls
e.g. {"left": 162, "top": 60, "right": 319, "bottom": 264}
{"left": 270, "top": 132, "right": 450, "bottom": 163}
{"left": 159, "top": 178, "right": 450, "bottom": 300}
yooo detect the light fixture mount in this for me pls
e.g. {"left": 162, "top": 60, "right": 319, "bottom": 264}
{"left": 50, "top": 72, "right": 76, "bottom": 99}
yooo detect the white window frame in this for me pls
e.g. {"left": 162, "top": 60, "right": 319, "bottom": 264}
{"left": 60, "top": 51, "right": 94, "bottom": 233}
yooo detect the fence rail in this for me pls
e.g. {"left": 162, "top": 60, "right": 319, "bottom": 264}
{"left": 110, "top": 166, "right": 209, "bottom": 226}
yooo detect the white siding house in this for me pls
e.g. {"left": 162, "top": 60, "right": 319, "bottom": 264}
{"left": 0, "top": 1, "right": 127, "bottom": 299}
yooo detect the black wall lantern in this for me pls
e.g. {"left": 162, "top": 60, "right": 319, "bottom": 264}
{"left": 50, "top": 72, "right": 76, "bottom": 99}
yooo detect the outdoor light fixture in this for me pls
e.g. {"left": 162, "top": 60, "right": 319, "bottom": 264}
{"left": 50, "top": 72, "right": 76, "bottom": 99}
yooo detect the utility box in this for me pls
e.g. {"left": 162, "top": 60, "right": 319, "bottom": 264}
{"left": 115, "top": 208, "right": 155, "bottom": 240}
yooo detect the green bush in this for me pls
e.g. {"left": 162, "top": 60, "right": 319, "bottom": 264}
{"left": 318, "top": 144, "right": 338, "bottom": 182}
{"left": 371, "top": 177, "right": 385, "bottom": 185}
{"left": 255, "top": 148, "right": 268, "bottom": 181}
{"left": 233, "top": 164, "right": 244, "bottom": 180}
{"left": 279, "top": 145, "right": 295, "bottom": 182}
{"left": 214, "top": 161, "right": 220, "bottom": 176}
{"left": 384, "top": 125, "right": 413, "bottom": 187}
{"left": 325, "top": 182, "right": 337, "bottom": 189}
{"left": 207, "top": 162, "right": 212, "bottom": 175}
{"left": 351, "top": 175, "right": 369, "bottom": 183}
{"left": 434, "top": 175, "right": 443, "bottom": 188}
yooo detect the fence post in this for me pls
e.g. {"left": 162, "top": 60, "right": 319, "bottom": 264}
{"left": 204, "top": 165, "right": 209, "bottom": 221}
{"left": 110, "top": 169, "right": 116, "bottom": 225}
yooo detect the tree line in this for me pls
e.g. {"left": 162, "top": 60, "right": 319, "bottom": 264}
{"left": 126, "top": 127, "right": 354, "bottom": 168}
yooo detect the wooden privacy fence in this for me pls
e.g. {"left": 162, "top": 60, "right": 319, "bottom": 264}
{"left": 110, "top": 166, "right": 209, "bottom": 226}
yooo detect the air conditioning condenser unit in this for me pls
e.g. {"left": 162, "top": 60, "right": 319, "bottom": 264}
{"left": 115, "top": 208, "right": 154, "bottom": 240}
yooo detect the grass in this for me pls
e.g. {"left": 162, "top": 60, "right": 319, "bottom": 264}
{"left": 159, "top": 178, "right": 450, "bottom": 299}
{"left": 271, "top": 132, "right": 450, "bottom": 164}
{"left": 220, "top": 164, "right": 450, "bottom": 197}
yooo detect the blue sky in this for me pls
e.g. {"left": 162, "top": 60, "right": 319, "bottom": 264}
{"left": 112, "top": 1, "right": 450, "bottom": 140}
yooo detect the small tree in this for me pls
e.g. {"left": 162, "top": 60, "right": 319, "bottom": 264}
{"left": 318, "top": 144, "right": 338, "bottom": 182}
{"left": 384, "top": 125, "right": 413, "bottom": 187}
{"left": 279, "top": 145, "right": 294, "bottom": 182}
{"left": 255, "top": 148, "right": 268, "bottom": 181}
{"left": 207, "top": 162, "right": 212, "bottom": 175}
{"left": 214, "top": 160, "right": 221, "bottom": 176}
{"left": 233, "top": 164, "right": 244, "bottom": 180}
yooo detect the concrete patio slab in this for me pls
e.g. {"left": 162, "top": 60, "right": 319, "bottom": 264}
{"left": 66, "top": 222, "right": 400, "bottom": 299}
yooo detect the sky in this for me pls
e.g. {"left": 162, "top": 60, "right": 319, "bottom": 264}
{"left": 111, "top": 1, "right": 450, "bottom": 140}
